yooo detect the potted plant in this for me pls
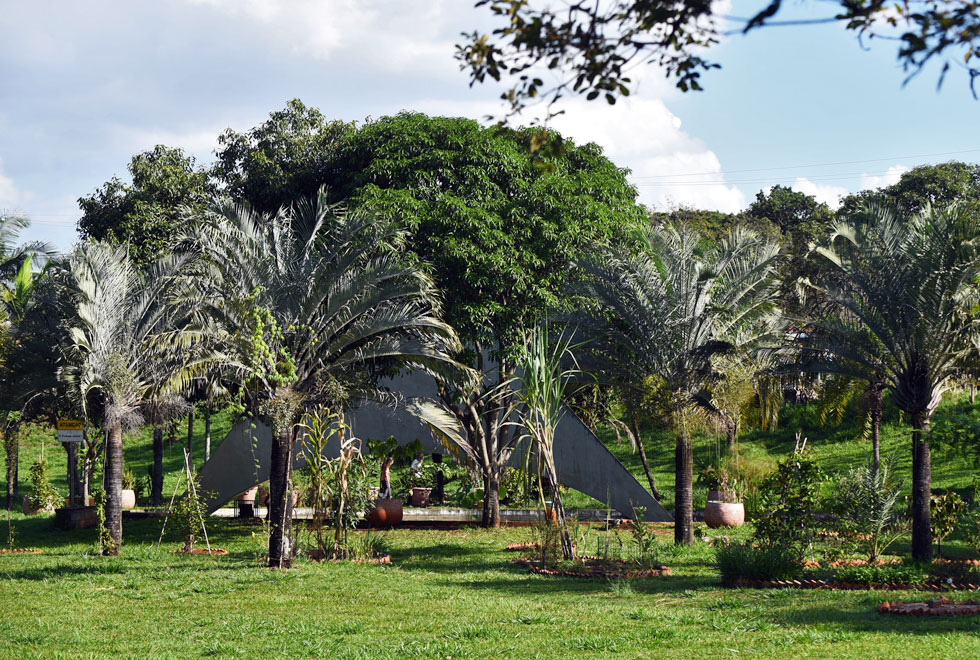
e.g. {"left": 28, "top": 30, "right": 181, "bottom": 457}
{"left": 120, "top": 468, "right": 137, "bottom": 509}
{"left": 23, "top": 458, "right": 58, "bottom": 515}
{"left": 705, "top": 474, "right": 745, "bottom": 528}
{"left": 407, "top": 464, "right": 433, "bottom": 507}
{"left": 699, "top": 465, "right": 737, "bottom": 503}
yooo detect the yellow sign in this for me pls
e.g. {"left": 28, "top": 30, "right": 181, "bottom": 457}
{"left": 57, "top": 419, "right": 84, "bottom": 443}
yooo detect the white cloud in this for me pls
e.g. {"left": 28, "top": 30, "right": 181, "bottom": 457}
{"left": 792, "top": 177, "right": 848, "bottom": 209}
{"left": 185, "top": 0, "right": 464, "bottom": 78}
{"left": 860, "top": 165, "right": 909, "bottom": 191}
{"left": 110, "top": 125, "right": 225, "bottom": 163}
{"left": 0, "top": 157, "right": 20, "bottom": 207}
{"left": 549, "top": 98, "right": 746, "bottom": 213}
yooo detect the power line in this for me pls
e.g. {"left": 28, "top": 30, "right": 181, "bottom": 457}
{"left": 632, "top": 168, "right": 905, "bottom": 187}
{"left": 628, "top": 148, "right": 980, "bottom": 179}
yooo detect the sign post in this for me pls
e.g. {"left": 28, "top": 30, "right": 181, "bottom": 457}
{"left": 57, "top": 420, "right": 84, "bottom": 506}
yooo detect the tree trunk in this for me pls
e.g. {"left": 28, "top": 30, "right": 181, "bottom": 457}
{"left": 186, "top": 408, "right": 194, "bottom": 468}
{"left": 674, "top": 430, "right": 694, "bottom": 545}
{"left": 869, "top": 384, "right": 883, "bottom": 471}
{"left": 66, "top": 442, "right": 79, "bottom": 506}
{"left": 971, "top": 384, "right": 976, "bottom": 405}
{"left": 725, "top": 419, "right": 737, "bottom": 455}
{"left": 482, "top": 471, "right": 501, "bottom": 528}
{"left": 268, "top": 424, "right": 295, "bottom": 568}
{"left": 104, "top": 421, "right": 124, "bottom": 556}
{"left": 151, "top": 427, "right": 163, "bottom": 506}
{"left": 4, "top": 425, "right": 17, "bottom": 511}
{"left": 630, "top": 414, "right": 661, "bottom": 501}
{"left": 204, "top": 408, "right": 212, "bottom": 462}
{"left": 911, "top": 412, "right": 932, "bottom": 562}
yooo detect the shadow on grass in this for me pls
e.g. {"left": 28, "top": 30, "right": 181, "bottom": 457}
{"left": 772, "top": 601, "right": 980, "bottom": 635}
{"left": 0, "top": 561, "right": 127, "bottom": 581}
{"left": 388, "top": 543, "right": 505, "bottom": 574}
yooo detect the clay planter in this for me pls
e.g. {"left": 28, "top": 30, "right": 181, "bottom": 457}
{"left": 704, "top": 501, "right": 745, "bottom": 528}
{"left": 411, "top": 487, "right": 432, "bottom": 508}
{"left": 236, "top": 487, "right": 258, "bottom": 502}
{"left": 120, "top": 489, "right": 137, "bottom": 509}
{"left": 21, "top": 497, "right": 54, "bottom": 516}
{"left": 366, "top": 499, "right": 403, "bottom": 527}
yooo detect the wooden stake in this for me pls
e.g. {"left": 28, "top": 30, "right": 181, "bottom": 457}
{"left": 183, "top": 449, "right": 211, "bottom": 555}
{"left": 156, "top": 467, "right": 184, "bottom": 551}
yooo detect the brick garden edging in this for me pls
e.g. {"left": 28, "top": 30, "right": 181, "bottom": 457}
{"left": 725, "top": 578, "right": 980, "bottom": 591}
{"left": 878, "top": 598, "right": 980, "bottom": 616}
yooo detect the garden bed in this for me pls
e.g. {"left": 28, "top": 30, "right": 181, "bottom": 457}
{"left": 512, "top": 556, "right": 670, "bottom": 579}
{"left": 170, "top": 547, "right": 229, "bottom": 556}
{"left": 308, "top": 550, "right": 391, "bottom": 564}
{"left": 725, "top": 577, "right": 980, "bottom": 591}
{"left": 878, "top": 598, "right": 980, "bottom": 616}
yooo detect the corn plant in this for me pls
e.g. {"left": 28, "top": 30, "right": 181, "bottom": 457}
{"left": 300, "top": 406, "right": 370, "bottom": 560}
{"left": 512, "top": 324, "right": 585, "bottom": 561}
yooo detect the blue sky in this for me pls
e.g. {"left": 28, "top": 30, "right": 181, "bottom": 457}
{"left": 0, "top": 1, "right": 977, "bottom": 251}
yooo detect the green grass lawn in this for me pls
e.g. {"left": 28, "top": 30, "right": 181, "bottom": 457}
{"left": 2, "top": 516, "right": 980, "bottom": 659}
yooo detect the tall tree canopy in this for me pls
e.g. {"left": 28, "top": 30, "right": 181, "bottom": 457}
{"left": 212, "top": 99, "right": 355, "bottom": 214}
{"left": 77, "top": 146, "right": 212, "bottom": 269}
{"left": 334, "top": 112, "right": 646, "bottom": 351}
{"left": 840, "top": 162, "right": 980, "bottom": 218}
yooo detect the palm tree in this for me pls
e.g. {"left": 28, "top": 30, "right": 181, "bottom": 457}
{"left": 0, "top": 212, "right": 55, "bottom": 510}
{"left": 804, "top": 201, "right": 980, "bottom": 561}
{"left": 186, "top": 188, "right": 465, "bottom": 567}
{"left": 60, "top": 242, "right": 198, "bottom": 555}
{"left": 576, "top": 224, "right": 781, "bottom": 544}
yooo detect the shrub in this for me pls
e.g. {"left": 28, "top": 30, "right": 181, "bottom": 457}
{"left": 753, "top": 443, "right": 823, "bottom": 561}
{"left": 964, "top": 478, "right": 980, "bottom": 557}
{"left": 27, "top": 458, "right": 58, "bottom": 510}
{"left": 931, "top": 491, "right": 966, "bottom": 558}
{"left": 833, "top": 564, "right": 928, "bottom": 586}
{"left": 827, "top": 460, "right": 907, "bottom": 563}
{"left": 715, "top": 541, "right": 803, "bottom": 583}
{"left": 626, "top": 508, "right": 662, "bottom": 568}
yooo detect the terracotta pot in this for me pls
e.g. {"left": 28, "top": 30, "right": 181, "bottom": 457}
{"left": 120, "top": 489, "right": 136, "bottom": 509}
{"left": 22, "top": 496, "right": 54, "bottom": 516}
{"left": 367, "top": 499, "right": 403, "bottom": 527}
{"left": 704, "top": 501, "right": 744, "bottom": 528}
{"left": 411, "top": 487, "right": 432, "bottom": 508}
{"left": 236, "top": 487, "right": 258, "bottom": 502}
